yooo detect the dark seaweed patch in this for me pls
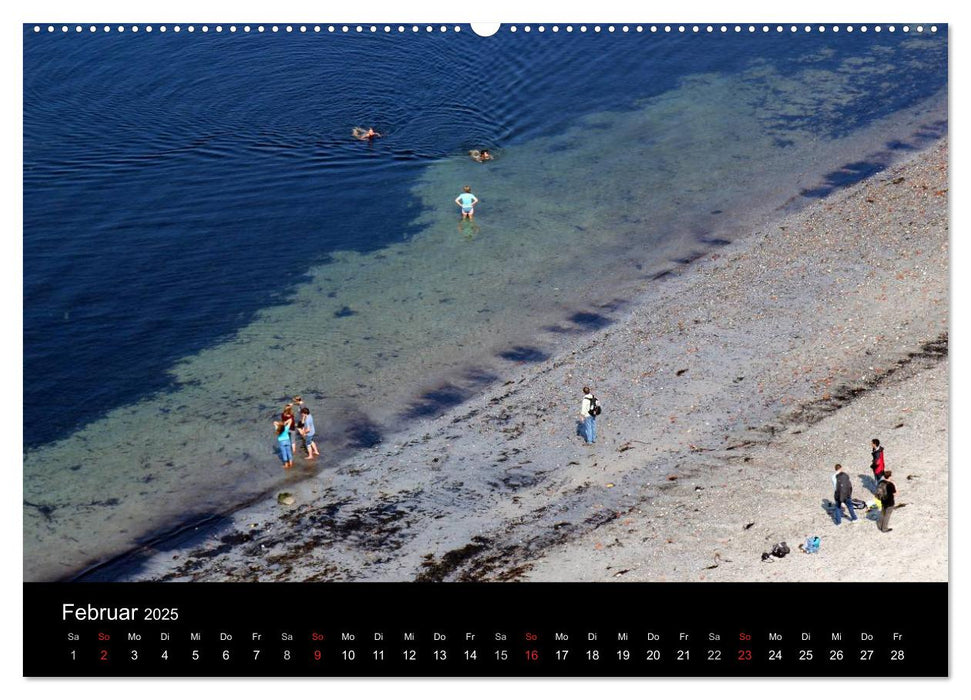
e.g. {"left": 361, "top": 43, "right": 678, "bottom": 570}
{"left": 345, "top": 418, "right": 384, "bottom": 448}
{"left": 784, "top": 333, "right": 947, "bottom": 427}
{"left": 415, "top": 536, "right": 492, "bottom": 582}
{"left": 886, "top": 139, "right": 918, "bottom": 151}
{"left": 71, "top": 513, "right": 236, "bottom": 581}
{"left": 568, "top": 312, "right": 611, "bottom": 330}
{"left": 498, "top": 346, "right": 550, "bottom": 363}
{"left": 405, "top": 385, "right": 470, "bottom": 418}
{"left": 500, "top": 470, "right": 539, "bottom": 490}
{"left": 673, "top": 251, "right": 705, "bottom": 265}
{"left": 186, "top": 531, "right": 258, "bottom": 562}
{"left": 597, "top": 298, "right": 627, "bottom": 312}
{"left": 800, "top": 160, "right": 887, "bottom": 199}
{"left": 912, "top": 121, "right": 948, "bottom": 143}
{"left": 463, "top": 368, "right": 499, "bottom": 386}
{"left": 24, "top": 499, "right": 57, "bottom": 521}
{"left": 255, "top": 493, "right": 422, "bottom": 561}
{"left": 544, "top": 311, "right": 613, "bottom": 334}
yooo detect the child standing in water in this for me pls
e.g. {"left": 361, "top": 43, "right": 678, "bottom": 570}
{"left": 280, "top": 403, "right": 297, "bottom": 453}
{"left": 274, "top": 414, "right": 294, "bottom": 469}
{"left": 300, "top": 407, "right": 319, "bottom": 459}
{"left": 455, "top": 185, "right": 479, "bottom": 220}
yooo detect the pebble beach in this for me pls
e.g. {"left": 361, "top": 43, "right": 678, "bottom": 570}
{"left": 112, "top": 138, "right": 948, "bottom": 584}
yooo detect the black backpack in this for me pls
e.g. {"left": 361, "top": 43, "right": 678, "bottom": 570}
{"left": 835, "top": 472, "right": 852, "bottom": 500}
{"left": 761, "top": 542, "right": 790, "bottom": 561}
{"left": 588, "top": 396, "right": 602, "bottom": 417}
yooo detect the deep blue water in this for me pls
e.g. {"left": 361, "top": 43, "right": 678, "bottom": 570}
{"left": 23, "top": 25, "right": 947, "bottom": 446}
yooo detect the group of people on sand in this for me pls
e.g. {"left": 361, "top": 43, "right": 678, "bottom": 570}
{"left": 272, "top": 396, "right": 319, "bottom": 469}
{"left": 830, "top": 438, "right": 897, "bottom": 532}
{"left": 575, "top": 386, "right": 901, "bottom": 535}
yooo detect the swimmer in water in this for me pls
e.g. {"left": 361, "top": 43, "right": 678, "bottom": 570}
{"left": 455, "top": 185, "right": 479, "bottom": 221}
{"left": 352, "top": 127, "right": 381, "bottom": 141}
{"left": 469, "top": 149, "right": 493, "bottom": 162}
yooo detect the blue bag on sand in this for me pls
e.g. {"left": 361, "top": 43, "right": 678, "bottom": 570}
{"left": 803, "top": 536, "right": 820, "bottom": 554}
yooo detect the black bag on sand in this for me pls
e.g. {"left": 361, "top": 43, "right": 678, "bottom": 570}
{"left": 761, "top": 542, "right": 790, "bottom": 561}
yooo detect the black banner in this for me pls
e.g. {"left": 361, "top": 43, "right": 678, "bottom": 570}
{"left": 24, "top": 582, "right": 947, "bottom": 677}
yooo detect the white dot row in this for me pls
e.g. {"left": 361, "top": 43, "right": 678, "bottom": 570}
{"left": 507, "top": 24, "right": 936, "bottom": 34}
{"left": 32, "top": 24, "right": 463, "bottom": 34}
{"left": 31, "top": 24, "right": 939, "bottom": 35}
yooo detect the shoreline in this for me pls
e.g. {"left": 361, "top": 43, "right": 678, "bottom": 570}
{"left": 88, "top": 137, "right": 948, "bottom": 583}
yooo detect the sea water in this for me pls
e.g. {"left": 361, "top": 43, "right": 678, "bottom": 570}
{"left": 23, "top": 25, "right": 947, "bottom": 580}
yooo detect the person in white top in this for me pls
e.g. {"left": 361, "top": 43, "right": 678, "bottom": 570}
{"left": 580, "top": 386, "right": 597, "bottom": 445}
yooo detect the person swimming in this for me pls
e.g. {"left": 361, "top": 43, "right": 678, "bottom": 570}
{"left": 469, "top": 149, "right": 493, "bottom": 162}
{"left": 352, "top": 126, "right": 381, "bottom": 141}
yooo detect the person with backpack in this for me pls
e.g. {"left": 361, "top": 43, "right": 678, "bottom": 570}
{"left": 876, "top": 470, "right": 897, "bottom": 533}
{"left": 580, "top": 386, "right": 600, "bottom": 445}
{"left": 831, "top": 463, "right": 858, "bottom": 525}
{"left": 870, "top": 438, "right": 886, "bottom": 483}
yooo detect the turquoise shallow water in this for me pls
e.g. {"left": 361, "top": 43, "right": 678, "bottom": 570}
{"left": 23, "top": 27, "right": 947, "bottom": 580}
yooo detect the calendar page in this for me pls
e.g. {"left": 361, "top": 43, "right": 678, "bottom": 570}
{"left": 21, "top": 4, "right": 950, "bottom": 679}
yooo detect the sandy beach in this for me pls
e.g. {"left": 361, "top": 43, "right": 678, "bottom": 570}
{"left": 113, "top": 138, "right": 948, "bottom": 584}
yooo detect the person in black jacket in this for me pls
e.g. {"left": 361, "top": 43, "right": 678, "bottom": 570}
{"left": 832, "top": 463, "right": 858, "bottom": 525}
{"left": 877, "top": 471, "right": 897, "bottom": 533}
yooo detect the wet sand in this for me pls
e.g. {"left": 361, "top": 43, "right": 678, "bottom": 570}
{"left": 113, "top": 138, "right": 948, "bottom": 584}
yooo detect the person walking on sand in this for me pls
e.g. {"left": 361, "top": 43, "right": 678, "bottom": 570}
{"left": 876, "top": 470, "right": 897, "bottom": 532}
{"left": 580, "top": 386, "right": 600, "bottom": 445}
{"left": 870, "top": 438, "right": 886, "bottom": 483}
{"left": 299, "top": 406, "right": 319, "bottom": 459}
{"left": 274, "top": 414, "right": 294, "bottom": 469}
{"left": 455, "top": 185, "right": 479, "bottom": 220}
{"left": 832, "top": 463, "right": 858, "bottom": 525}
